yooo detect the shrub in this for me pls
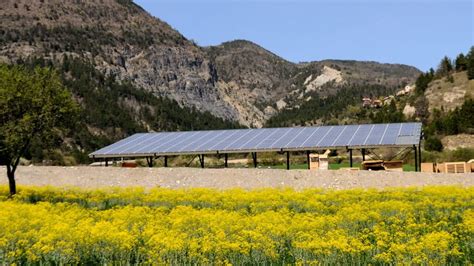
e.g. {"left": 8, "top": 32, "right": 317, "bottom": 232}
{"left": 451, "top": 148, "right": 474, "bottom": 162}
{"left": 424, "top": 136, "right": 443, "bottom": 152}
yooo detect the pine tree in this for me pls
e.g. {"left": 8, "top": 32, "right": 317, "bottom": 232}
{"left": 467, "top": 46, "right": 474, "bottom": 80}
{"left": 455, "top": 53, "right": 468, "bottom": 71}
{"left": 415, "top": 71, "right": 434, "bottom": 95}
{"left": 436, "top": 56, "right": 453, "bottom": 77}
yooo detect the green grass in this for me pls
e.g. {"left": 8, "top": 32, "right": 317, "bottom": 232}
{"left": 269, "top": 162, "right": 416, "bottom": 171}
{"left": 146, "top": 160, "right": 417, "bottom": 172}
{"left": 329, "top": 162, "right": 361, "bottom": 170}
{"left": 269, "top": 163, "right": 308, "bottom": 170}
{"left": 403, "top": 164, "right": 416, "bottom": 172}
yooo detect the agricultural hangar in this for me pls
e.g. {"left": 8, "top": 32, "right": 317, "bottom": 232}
{"left": 90, "top": 122, "right": 423, "bottom": 171}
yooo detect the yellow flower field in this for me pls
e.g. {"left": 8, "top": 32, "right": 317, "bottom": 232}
{"left": 0, "top": 186, "right": 473, "bottom": 264}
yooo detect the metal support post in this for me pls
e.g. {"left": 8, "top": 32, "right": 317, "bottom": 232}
{"left": 252, "top": 152, "right": 257, "bottom": 168}
{"left": 164, "top": 156, "right": 168, "bottom": 167}
{"left": 105, "top": 159, "right": 108, "bottom": 167}
{"left": 146, "top": 156, "right": 153, "bottom": 168}
{"left": 418, "top": 145, "right": 422, "bottom": 171}
{"left": 286, "top": 151, "right": 290, "bottom": 170}
{"left": 199, "top": 154, "right": 205, "bottom": 168}
{"left": 349, "top": 149, "right": 353, "bottom": 168}
{"left": 361, "top": 149, "right": 366, "bottom": 162}
{"left": 224, "top": 154, "right": 228, "bottom": 168}
{"left": 307, "top": 151, "right": 310, "bottom": 170}
{"left": 413, "top": 145, "right": 418, "bottom": 172}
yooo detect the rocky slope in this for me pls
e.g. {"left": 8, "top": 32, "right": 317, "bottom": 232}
{"left": 399, "top": 70, "right": 474, "bottom": 120}
{"left": 0, "top": 0, "right": 238, "bottom": 124}
{"left": 0, "top": 0, "right": 421, "bottom": 129}
{"left": 205, "top": 40, "right": 298, "bottom": 126}
{"left": 425, "top": 71, "right": 474, "bottom": 112}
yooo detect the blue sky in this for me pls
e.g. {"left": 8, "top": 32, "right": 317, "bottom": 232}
{"left": 135, "top": 0, "right": 473, "bottom": 71}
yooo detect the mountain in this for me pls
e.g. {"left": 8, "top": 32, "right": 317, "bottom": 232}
{"left": 267, "top": 60, "right": 420, "bottom": 124}
{"left": 1, "top": 0, "right": 233, "bottom": 122}
{"left": 0, "top": 0, "right": 422, "bottom": 162}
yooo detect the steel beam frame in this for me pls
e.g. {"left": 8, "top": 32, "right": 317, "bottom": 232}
{"left": 146, "top": 156, "right": 154, "bottom": 168}
{"left": 198, "top": 154, "right": 205, "bottom": 168}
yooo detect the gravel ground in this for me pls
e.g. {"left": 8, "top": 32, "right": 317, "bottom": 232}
{"left": 1, "top": 166, "right": 473, "bottom": 190}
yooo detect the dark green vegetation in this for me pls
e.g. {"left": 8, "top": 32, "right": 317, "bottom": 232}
{"left": 427, "top": 99, "right": 474, "bottom": 136}
{"left": 0, "top": 65, "right": 78, "bottom": 195}
{"left": 423, "top": 148, "right": 474, "bottom": 164}
{"left": 467, "top": 47, "right": 474, "bottom": 80}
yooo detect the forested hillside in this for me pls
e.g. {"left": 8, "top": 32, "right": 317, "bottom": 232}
{"left": 17, "top": 58, "right": 240, "bottom": 165}
{"left": 417, "top": 48, "right": 474, "bottom": 152}
{"left": 266, "top": 84, "right": 402, "bottom": 127}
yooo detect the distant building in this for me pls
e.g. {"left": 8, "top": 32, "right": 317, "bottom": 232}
{"left": 372, "top": 99, "right": 383, "bottom": 108}
{"left": 383, "top": 96, "right": 395, "bottom": 105}
{"left": 362, "top": 97, "right": 372, "bottom": 108}
{"left": 362, "top": 97, "right": 383, "bottom": 108}
{"left": 396, "top": 85, "right": 415, "bottom": 96}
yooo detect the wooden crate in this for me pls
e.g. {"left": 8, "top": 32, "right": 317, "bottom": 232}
{"left": 309, "top": 152, "right": 329, "bottom": 170}
{"left": 436, "top": 163, "right": 445, "bottom": 173}
{"left": 443, "top": 162, "right": 469, "bottom": 173}
{"left": 383, "top": 161, "right": 403, "bottom": 172}
{"left": 421, "top": 163, "right": 435, "bottom": 173}
{"left": 121, "top": 162, "right": 138, "bottom": 168}
{"left": 361, "top": 160, "right": 384, "bottom": 171}
{"left": 309, "top": 154, "right": 320, "bottom": 170}
{"left": 468, "top": 159, "right": 474, "bottom": 173}
{"left": 319, "top": 155, "right": 329, "bottom": 170}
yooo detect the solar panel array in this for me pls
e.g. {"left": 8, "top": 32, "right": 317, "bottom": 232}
{"left": 90, "top": 123, "right": 422, "bottom": 158}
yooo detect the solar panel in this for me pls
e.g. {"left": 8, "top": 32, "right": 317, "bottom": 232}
{"left": 364, "top": 124, "right": 386, "bottom": 145}
{"left": 90, "top": 122, "right": 422, "bottom": 158}
{"left": 332, "top": 125, "right": 358, "bottom": 147}
{"left": 349, "top": 124, "right": 370, "bottom": 146}
{"left": 285, "top": 127, "right": 313, "bottom": 148}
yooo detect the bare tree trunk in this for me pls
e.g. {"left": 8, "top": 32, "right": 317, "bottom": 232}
{"left": 6, "top": 165, "right": 16, "bottom": 196}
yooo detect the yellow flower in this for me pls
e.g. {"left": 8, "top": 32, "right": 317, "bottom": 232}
{"left": 0, "top": 185, "right": 472, "bottom": 264}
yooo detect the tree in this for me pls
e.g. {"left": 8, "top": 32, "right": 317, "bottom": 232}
{"left": 467, "top": 46, "right": 474, "bottom": 80}
{"left": 455, "top": 53, "right": 468, "bottom": 71}
{"left": 436, "top": 56, "right": 453, "bottom": 77}
{"left": 370, "top": 101, "right": 405, "bottom": 124}
{"left": 424, "top": 136, "right": 443, "bottom": 152}
{"left": 415, "top": 71, "right": 433, "bottom": 95}
{"left": 0, "top": 64, "right": 78, "bottom": 196}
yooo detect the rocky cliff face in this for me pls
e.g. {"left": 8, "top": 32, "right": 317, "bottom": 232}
{"left": 0, "top": 0, "right": 421, "bottom": 128}
{"left": 0, "top": 0, "right": 242, "bottom": 125}
{"left": 206, "top": 40, "right": 298, "bottom": 127}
